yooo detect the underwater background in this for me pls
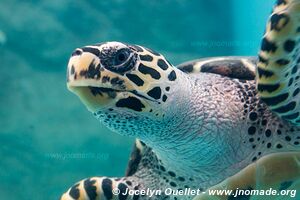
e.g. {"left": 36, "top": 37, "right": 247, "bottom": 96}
{"left": 0, "top": 0, "right": 274, "bottom": 199}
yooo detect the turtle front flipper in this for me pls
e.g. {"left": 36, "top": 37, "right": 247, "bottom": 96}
{"left": 257, "top": 0, "right": 300, "bottom": 125}
{"left": 60, "top": 176, "right": 142, "bottom": 200}
{"left": 60, "top": 140, "right": 163, "bottom": 200}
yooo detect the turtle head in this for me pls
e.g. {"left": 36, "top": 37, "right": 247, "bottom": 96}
{"left": 67, "top": 42, "right": 185, "bottom": 136}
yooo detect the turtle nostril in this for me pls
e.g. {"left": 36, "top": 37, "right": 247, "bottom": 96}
{"left": 71, "top": 49, "right": 82, "bottom": 57}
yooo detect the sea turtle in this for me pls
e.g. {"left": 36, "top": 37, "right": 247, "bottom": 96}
{"left": 61, "top": 0, "right": 300, "bottom": 199}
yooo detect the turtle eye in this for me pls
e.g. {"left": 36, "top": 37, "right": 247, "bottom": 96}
{"left": 114, "top": 48, "right": 130, "bottom": 66}
{"left": 101, "top": 47, "right": 136, "bottom": 73}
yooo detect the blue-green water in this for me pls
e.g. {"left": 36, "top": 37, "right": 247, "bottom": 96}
{"left": 0, "top": 0, "right": 273, "bottom": 199}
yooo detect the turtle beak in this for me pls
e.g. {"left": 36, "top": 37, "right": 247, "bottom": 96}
{"left": 66, "top": 49, "right": 112, "bottom": 112}
{"left": 67, "top": 48, "right": 102, "bottom": 89}
{"left": 66, "top": 48, "right": 130, "bottom": 112}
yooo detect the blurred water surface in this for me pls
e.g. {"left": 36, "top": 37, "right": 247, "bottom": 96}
{"left": 0, "top": 0, "right": 273, "bottom": 199}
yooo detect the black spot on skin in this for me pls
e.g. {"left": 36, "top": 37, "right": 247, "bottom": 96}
{"left": 126, "top": 143, "right": 142, "bottom": 176}
{"left": 261, "top": 38, "right": 277, "bottom": 52}
{"left": 118, "top": 183, "right": 128, "bottom": 200}
{"left": 262, "top": 119, "right": 268, "bottom": 126}
{"left": 248, "top": 126, "right": 256, "bottom": 135}
{"left": 168, "top": 70, "right": 177, "bottom": 81}
{"left": 292, "top": 65, "right": 298, "bottom": 74}
{"left": 126, "top": 181, "right": 132, "bottom": 186}
{"left": 138, "top": 63, "right": 161, "bottom": 79}
{"left": 157, "top": 59, "right": 169, "bottom": 70}
{"left": 265, "top": 129, "right": 272, "bottom": 137}
{"left": 139, "top": 54, "right": 153, "bottom": 62}
{"left": 111, "top": 77, "right": 124, "bottom": 86}
{"left": 295, "top": 141, "right": 300, "bottom": 145}
{"left": 261, "top": 93, "right": 289, "bottom": 106}
{"left": 257, "top": 83, "right": 280, "bottom": 93}
{"left": 277, "top": 129, "right": 282, "bottom": 135}
{"left": 288, "top": 78, "right": 294, "bottom": 86}
{"left": 282, "top": 112, "right": 299, "bottom": 120}
{"left": 72, "top": 49, "right": 82, "bottom": 56}
{"left": 170, "top": 182, "right": 177, "bottom": 187}
{"left": 284, "top": 40, "right": 296, "bottom": 52}
{"left": 252, "top": 157, "right": 257, "bottom": 162}
{"left": 102, "top": 76, "right": 110, "bottom": 83}
{"left": 276, "top": 59, "right": 290, "bottom": 65}
{"left": 258, "top": 55, "right": 269, "bottom": 65}
{"left": 140, "top": 140, "right": 146, "bottom": 146}
{"left": 69, "top": 183, "right": 80, "bottom": 199}
{"left": 160, "top": 165, "right": 166, "bottom": 171}
{"left": 249, "top": 138, "right": 254, "bottom": 142}
{"left": 147, "top": 87, "right": 162, "bottom": 99}
{"left": 102, "top": 179, "right": 113, "bottom": 199}
{"left": 270, "top": 13, "right": 289, "bottom": 31}
{"left": 71, "top": 65, "right": 75, "bottom": 75}
{"left": 178, "top": 177, "right": 185, "bottom": 182}
{"left": 166, "top": 87, "right": 170, "bottom": 91}
{"left": 285, "top": 136, "right": 291, "bottom": 141}
{"left": 267, "top": 143, "right": 272, "bottom": 148}
{"left": 293, "top": 88, "right": 300, "bottom": 97}
{"left": 80, "top": 62, "right": 101, "bottom": 79}
{"left": 279, "top": 181, "right": 293, "bottom": 191}
{"left": 81, "top": 47, "right": 100, "bottom": 56}
{"left": 116, "top": 97, "right": 145, "bottom": 111}
{"left": 162, "top": 95, "right": 168, "bottom": 102}
{"left": 179, "top": 64, "right": 194, "bottom": 73}
{"left": 285, "top": 72, "right": 289, "bottom": 77}
{"left": 273, "top": 101, "right": 296, "bottom": 113}
{"left": 249, "top": 112, "right": 258, "bottom": 121}
{"left": 84, "top": 179, "right": 97, "bottom": 200}
{"left": 257, "top": 67, "right": 274, "bottom": 78}
{"left": 126, "top": 73, "right": 144, "bottom": 86}
{"left": 89, "top": 87, "right": 117, "bottom": 98}
{"left": 168, "top": 171, "right": 176, "bottom": 177}
{"left": 277, "top": 0, "right": 287, "bottom": 6}
{"left": 276, "top": 144, "right": 283, "bottom": 149}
